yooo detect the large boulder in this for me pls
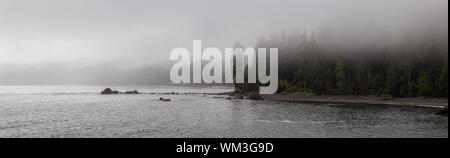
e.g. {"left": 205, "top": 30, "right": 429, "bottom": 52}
{"left": 101, "top": 88, "right": 119, "bottom": 94}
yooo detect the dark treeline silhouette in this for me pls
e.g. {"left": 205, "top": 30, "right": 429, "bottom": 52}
{"left": 238, "top": 24, "right": 448, "bottom": 97}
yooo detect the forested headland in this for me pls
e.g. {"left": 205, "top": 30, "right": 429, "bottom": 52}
{"left": 237, "top": 23, "right": 448, "bottom": 98}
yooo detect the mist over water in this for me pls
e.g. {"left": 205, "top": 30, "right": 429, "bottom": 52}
{"left": 0, "top": 0, "right": 448, "bottom": 85}
{"left": 0, "top": 1, "right": 447, "bottom": 138}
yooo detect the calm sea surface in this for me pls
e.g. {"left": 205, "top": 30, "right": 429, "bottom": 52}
{"left": 0, "top": 85, "right": 447, "bottom": 138}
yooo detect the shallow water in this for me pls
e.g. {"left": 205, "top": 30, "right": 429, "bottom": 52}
{"left": 0, "top": 86, "right": 447, "bottom": 138}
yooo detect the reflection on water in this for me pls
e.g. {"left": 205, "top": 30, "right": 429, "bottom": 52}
{"left": 0, "top": 86, "right": 447, "bottom": 138}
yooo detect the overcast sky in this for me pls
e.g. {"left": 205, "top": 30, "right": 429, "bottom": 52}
{"left": 0, "top": 0, "right": 448, "bottom": 85}
{"left": 1, "top": 0, "right": 447, "bottom": 65}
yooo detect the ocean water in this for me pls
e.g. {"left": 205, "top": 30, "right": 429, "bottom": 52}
{"left": 0, "top": 85, "right": 447, "bottom": 138}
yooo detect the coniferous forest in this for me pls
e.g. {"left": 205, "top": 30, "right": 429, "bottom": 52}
{"left": 238, "top": 24, "right": 448, "bottom": 98}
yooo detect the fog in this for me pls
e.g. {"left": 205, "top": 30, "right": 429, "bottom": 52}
{"left": 0, "top": 0, "right": 447, "bottom": 85}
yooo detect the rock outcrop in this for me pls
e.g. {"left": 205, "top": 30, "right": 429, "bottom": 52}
{"left": 101, "top": 88, "right": 119, "bottom": 94}
{"left": 125, "top": 90, "right": 140, "bottom": 94}
{"left": 101, "top": 88, "right": 142, "bottom": 95}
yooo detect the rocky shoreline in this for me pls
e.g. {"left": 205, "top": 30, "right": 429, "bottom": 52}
{"left": 99, "top": 88, "right": 448, "bottom": 116}
{"left": 101, "top": 88, "right": 141, "bottom": 94}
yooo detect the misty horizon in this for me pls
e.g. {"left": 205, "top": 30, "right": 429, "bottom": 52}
{"left": 0, "top": 0, "right": 448, "bottom": 85}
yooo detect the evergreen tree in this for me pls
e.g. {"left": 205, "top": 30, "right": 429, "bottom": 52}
{"left": 438, "top": 61, "right": 448, "bottom": 97}
{"left": 335, "top": 59, "right": 345, "bottom": 89}
{"left": 237, "top": 29, "right": 447, "bottom": 97}
{"left": 417, "top": 70, "right": 434, "bottom": 97}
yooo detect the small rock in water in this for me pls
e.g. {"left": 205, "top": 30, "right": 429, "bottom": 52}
{"left": 233, "top": 95, "right": 244, "bottom": 99}
{"left": 125, "top": 90, "right": 140, "bottom": 94}
{"left": 159, "top": 97, "right": 171, "bottom": 101}
{"left": 101, "top": 88, "right": 119, "bottom": 94}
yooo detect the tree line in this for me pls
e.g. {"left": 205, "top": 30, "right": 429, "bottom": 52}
{"left": 237, "top": 28, "right": 448, "bottom": 98}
